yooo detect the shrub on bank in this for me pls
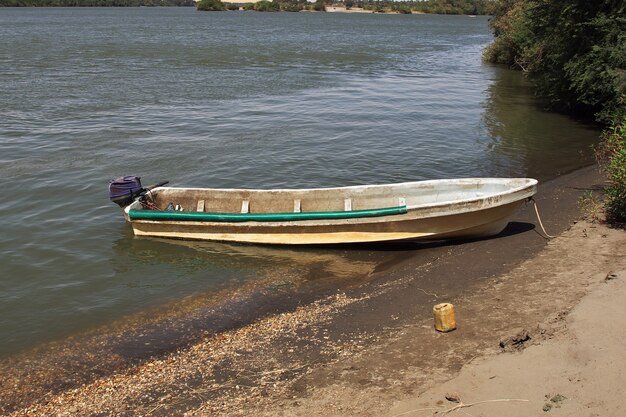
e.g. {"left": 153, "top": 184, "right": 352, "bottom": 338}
{"left": 484, "top": 1, "right": 625, "bottom": 123}
{"left": 196, "top": 0, "right": 225, "bottom": 10}
{"left": 596, "top": 116, "right": 626, "bottom": 223}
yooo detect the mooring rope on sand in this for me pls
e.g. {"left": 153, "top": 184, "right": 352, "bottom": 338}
{"left": 530, "top": 198, "right": 556, "bottom": 239}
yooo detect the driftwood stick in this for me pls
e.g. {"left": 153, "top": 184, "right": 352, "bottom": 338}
{"left": 513, "top": 56, "right": 529, "bottom": 72}
{"left": 392, "top": 407, "right": 439, "bottom": 416}
{"left": 441, "top": 398, "right": 529, "bottom": 415}
{"left": 392, "top": 397, "right": 529, "bottom": 416}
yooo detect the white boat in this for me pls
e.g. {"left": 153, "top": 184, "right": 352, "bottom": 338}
{"left": 112, "top": 177, "right": 537, "bottom": 245}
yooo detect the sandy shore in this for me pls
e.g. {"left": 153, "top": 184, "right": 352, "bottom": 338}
{"left": 325, "top": 7, "right": 425, "bottom": 14}
{"left": 326, "top": 7, "right": 377, "bottom": 14}
{"left": 391, "top": 268, "right": 626, "bottom": 417}
{"left": 249, "top": 7, "right": 420, "bottom": 14}
{"left": 3, "top": 165, "right": 626, "bottom": 416}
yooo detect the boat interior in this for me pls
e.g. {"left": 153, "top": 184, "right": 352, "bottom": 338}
{"left": 139, "top": 179, "right": 535, "bottom": 214}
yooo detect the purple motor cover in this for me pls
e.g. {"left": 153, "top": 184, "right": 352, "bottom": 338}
{"left": 109, "top": 176, "right": 143, "bottom": 199}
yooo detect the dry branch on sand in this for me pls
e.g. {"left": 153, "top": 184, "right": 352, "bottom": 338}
{"left": 393, "top": 395, "right": 529, "bottom": 416}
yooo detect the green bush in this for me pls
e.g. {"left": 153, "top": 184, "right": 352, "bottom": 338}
{"left": 484, "top": 1, "right": 626, "bottom": 123}
{"left": 196, "top": 0, "right": 225, "bottom": 10}
{"left": 482, "top": 1, "right": 529, "bottom": 65}
{"left": 596, "top": 116, "right": 626, "bottom": 223}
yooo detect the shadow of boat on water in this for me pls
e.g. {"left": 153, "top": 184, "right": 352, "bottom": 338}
{"left": 101, "top": 230, "right": 390, "bottom": 359}
{"left": 113, "top": 229, "right": 382, "bottom": 282}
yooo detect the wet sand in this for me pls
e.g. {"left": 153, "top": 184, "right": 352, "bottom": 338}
{"left": 4, "top": 165, "right": 625, "bottom": 416}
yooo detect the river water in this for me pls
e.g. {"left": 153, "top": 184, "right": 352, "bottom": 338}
{"left": 0, "top": 8, "right": 599, "bottom": 358}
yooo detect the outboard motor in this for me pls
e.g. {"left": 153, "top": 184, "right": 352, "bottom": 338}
{"left": 109, "top": 175, "right": 144, "bottom": 208}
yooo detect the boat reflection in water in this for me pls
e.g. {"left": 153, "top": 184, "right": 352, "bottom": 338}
{"left": 100, "top": 232, "right": 386, "bottom": 358}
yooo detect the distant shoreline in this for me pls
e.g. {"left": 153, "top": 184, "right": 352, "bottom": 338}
{"left": 1, "top": 2, "right": 490, "bottom": 15}
{"left": 0, "top": 7, "right": 484, "bottom": 15}
{"left": 0, "top": 8, "right": 485, "bottom": 15}
{"left": 0, "top": 4, "right": 195, "bottom": 7}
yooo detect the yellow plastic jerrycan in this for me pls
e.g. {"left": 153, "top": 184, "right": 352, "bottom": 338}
{"left": 433, "top": 303, "right": 456, "bottom": 332}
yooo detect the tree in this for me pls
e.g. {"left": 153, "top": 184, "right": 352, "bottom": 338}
{"left": 485, "top": 0, "right": 626, "bottom": 223}
{"left": 484, "top": 0, "right": 626, "bottom": 123}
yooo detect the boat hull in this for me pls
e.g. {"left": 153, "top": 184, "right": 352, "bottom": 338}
{"left": 129, "top": 199, "right": 524, "bottom": 245}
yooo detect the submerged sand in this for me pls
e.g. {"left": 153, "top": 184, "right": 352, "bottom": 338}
{"left": 3, "top": 165, "right": 625, "bottom": 416}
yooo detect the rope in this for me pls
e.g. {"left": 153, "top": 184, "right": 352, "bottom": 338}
{"left": 139, "top": 191, "right": 160, "bottom": 211}
{"left": 530, "top": 198, "right": 555, "bottom": 239}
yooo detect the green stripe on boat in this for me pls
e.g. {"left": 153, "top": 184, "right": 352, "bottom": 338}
{"left": 128, "top": 206, "right": 408, "bottom": 222}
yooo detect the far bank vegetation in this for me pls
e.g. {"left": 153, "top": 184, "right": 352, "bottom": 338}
{"left": 197, "top": 0, "right": 493, "bottom": 14}
{"left": 0, "top": 0, "right": 492, "bottom": 13}
{"left": 0, "top": 0, "right": 194, "bottom": 5}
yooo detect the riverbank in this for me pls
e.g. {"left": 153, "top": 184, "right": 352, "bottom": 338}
{"left": 390, "top": 267, "right": 626, "bottom": 416}
{"left": 3, "top": 164, "right": 624, "bottom": 416}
